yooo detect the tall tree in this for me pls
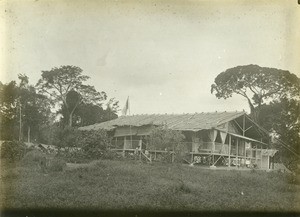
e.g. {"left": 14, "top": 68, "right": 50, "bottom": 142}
{"left": 0, "top": 81, "right": 18, "bottom": 140}
{"left": 211, "top": 64, "right": 300, "bottom": 123}
{"left": 0, "top": 76, "right": 51, "bottom": 141}
{"left": 36, "top": 65, "right": 107, "bottom": 127}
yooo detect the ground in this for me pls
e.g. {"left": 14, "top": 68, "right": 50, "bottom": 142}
{"left": 0, "top": 159, "right": 299, "bottom": 212}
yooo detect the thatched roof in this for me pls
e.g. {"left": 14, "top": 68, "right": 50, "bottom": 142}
{"left": 79, "top": 111, "right": 245, "bottom": 132}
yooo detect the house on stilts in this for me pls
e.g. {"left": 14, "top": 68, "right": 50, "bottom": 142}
{"left": 79, "top": 111, "right": 277, "bottom": 170}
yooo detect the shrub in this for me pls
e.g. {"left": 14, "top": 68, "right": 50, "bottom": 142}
{"left": 148, "top": 126, "right": 185, "bottom": 151}
{"left": 0, "top": 141, "right": 27, "bottom": 165}
{"left": 148, "top": 126, "right": 186, "bottom": 163}
{"left": 41, "top": 126, "right": 80, "bottom": 148}
{"left": 41, "top": 127, "right": 110, "bottom": 162}
{"left": 78, "top": 129, "right": 110, "bottom": 159}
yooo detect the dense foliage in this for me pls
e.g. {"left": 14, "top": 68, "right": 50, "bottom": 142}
{"left": 78, "top": 130, "right": 110, "bottom": 159}
{"left": 148, "top": 126, "right": 185, "bottom": 151}
{"left": 0, "top": 141, "right": 27, "bottom": 164}
{"left": 0, "top": 66, "right": 118, "bottom": 143}
{"left": 47, "top": 128, "right": 111, "bottom": 162}
{"left": 0, "top": 75, "right": 51, "bottom": 141}
{"left": 258, "top": 98, "right": 300, "bottom": 168}
{"left": 148, "top": 126, "right": 187, "bottom": 162}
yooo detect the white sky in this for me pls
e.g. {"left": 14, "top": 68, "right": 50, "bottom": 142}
{"left": 1, "top": 0, "right": 299, "bottom": 115}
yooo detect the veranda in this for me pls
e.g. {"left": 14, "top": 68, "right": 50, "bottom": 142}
{"left": 110, "top": 129, "right": 276, "bottom": 170}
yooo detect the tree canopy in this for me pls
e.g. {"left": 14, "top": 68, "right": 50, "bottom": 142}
{"left": 36, "top": 65, "right": 108, "bottom": 127}
{"left": 211, "top": 64, "right": 300, "bottom": 122}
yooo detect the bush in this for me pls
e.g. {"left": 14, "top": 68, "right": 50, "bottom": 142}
{"left": 148, "top": 126, "right": 185, "bottom": 151}
{"left": 40, "top": 126, "right": 110, "bottom": 162}
{"left": 148, "top": 126, "right": 186, "bottom": 163}
{"left": 40, "top": 126, "right": 80, "bottom": 148}
{"left": 53, "top": 129, "right": 111, "bottom": 162}
{"left": 78, "top": 129, "right": 110, "bottom": 159}
{"left": 0, "top": 141, "right": 27, "bottom": 165}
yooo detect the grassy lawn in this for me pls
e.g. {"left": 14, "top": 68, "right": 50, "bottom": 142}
{"left": 1, "top": 159, "right": 299, "bottom": 212}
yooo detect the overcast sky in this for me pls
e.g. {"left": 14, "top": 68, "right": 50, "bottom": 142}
{"left": 1, "top": 0, "right": 299, "bottom": 115}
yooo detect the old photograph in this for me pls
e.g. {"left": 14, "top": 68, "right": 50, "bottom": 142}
{"left": 0, "top": 0, "right": 300, "bottom": 216}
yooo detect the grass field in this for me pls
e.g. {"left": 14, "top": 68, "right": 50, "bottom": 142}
{"left": 1, "top": 159, "right": 299, "bottom": 212}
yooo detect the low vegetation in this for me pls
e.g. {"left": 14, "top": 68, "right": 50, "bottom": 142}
{"left": 1, "top": 159, "right": 299, "bottom": 212}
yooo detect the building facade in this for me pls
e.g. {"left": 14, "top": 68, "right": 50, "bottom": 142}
{"left": 79, "top": 111, "right": 277, "bottom": 170}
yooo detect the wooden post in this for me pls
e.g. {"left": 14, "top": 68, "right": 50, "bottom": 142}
{"left": 123, "top": 137, "right": 126, "bottom": 157}
{"left": 228, "top": 135, "right": 231, "bottom": 167}
{"left": 244, "top": 141, "right": 246, "bottom": 168}
{"left": 236, "top": 139, "right": 239, "bottom": 168}
{"left": 139, "top": 149, "right": 141, "bottom": 161}
{"left": 212, "top": 141, "right": 215, "bottom": 166}
{"left": 255, "top": 144, "right": 257, "bottom": 165}
{"left": 260, "top": 145, "right": 263, "bottom": 169}
{"left": 154, "top": 150, "right": 157, "bottom": 160}
{"left": 242, "top": 114, "right": 245, "bottom": 136}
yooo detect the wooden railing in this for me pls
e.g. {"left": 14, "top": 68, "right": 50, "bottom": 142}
{"left": 110, "top": 140, "right": 263, "bottom": 158}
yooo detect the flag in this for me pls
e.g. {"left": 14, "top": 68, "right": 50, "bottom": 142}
{"left": 122, "top": 97, "right": 129, "bottom": 116}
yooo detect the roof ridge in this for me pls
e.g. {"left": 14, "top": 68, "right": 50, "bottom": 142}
{"left": 127, "top": 111, "right": 245, "bottom": 116}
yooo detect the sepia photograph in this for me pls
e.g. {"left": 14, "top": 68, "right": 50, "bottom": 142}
{"left": 0, "top": 0, "right": 300, "bottom": 216}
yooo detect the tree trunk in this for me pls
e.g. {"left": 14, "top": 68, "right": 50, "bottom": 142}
{"left": 69, "top": 112, "right": 73, "bottom": 127}
{"left": 67, "top": 98, "right": 81, "bottom": 128}
{"left": 247, "top": 98, "right": 259, "bottom": 124}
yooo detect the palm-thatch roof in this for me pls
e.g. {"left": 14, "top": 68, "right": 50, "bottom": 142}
{"left": 79, "top": 111, "right": 246, "bottom": 132}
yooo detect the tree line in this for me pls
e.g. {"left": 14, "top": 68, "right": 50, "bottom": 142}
{"left": 0, "top": 65, "right": 119, "bottom": 144}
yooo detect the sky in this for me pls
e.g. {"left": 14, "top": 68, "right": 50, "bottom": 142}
{"left": 1, "top": 0, "right": 299, "bottom": 115}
